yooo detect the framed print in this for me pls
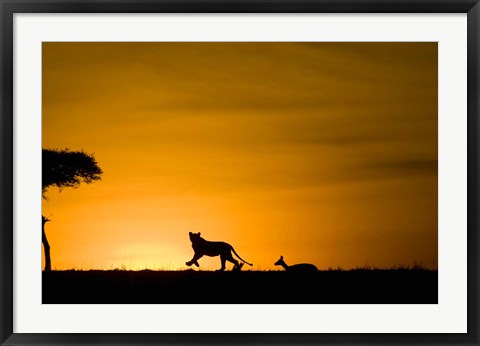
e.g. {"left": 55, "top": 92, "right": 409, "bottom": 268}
{"left": 1, "top": 1, "right": 479, "bottom": 345}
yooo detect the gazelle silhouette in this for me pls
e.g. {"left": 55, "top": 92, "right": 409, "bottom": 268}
{"left": 274, "top": 256, "right": 318, "bottom": 272}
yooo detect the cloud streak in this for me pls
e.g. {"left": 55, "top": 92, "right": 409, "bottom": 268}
{"left": 42, "top": 42, "right": 438, "bottom": 270}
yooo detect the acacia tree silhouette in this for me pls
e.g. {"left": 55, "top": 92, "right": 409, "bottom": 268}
{"left": 42, "top": 148, "right": 103, "bottom": 271}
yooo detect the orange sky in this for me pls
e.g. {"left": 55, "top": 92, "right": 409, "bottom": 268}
{"left": 42, "top": 42, "right": 437, "bottom": 271}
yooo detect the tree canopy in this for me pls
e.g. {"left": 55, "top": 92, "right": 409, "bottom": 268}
{"left": 42, "top": 148, "right": 103, "bottom": 198}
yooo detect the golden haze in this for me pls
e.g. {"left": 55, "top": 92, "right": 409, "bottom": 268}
{"left": 42, "top": 42, "right": 437, "bottom": 270}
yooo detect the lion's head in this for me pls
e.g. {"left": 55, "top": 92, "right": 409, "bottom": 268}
{"left": 189, "top": 231, "right": 202, "bottom": 243}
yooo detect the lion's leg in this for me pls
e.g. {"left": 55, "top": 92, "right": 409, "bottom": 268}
{"left": 225, "top": 253, "right": 240, "bottom": 270}
{"left": 186, "top": 253, "right": 203, "bottom": 267}
{"left": 217, "top": 256, "right": 227, "bottom": 271}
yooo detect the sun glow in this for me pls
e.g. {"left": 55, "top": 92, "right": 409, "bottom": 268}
{"left": 42, "top": 42, "right": 437, "bottom": 271}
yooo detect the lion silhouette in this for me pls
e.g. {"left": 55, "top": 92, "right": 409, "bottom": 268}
{"left": 186, "top": 232, "right": 253, "bottom": 271}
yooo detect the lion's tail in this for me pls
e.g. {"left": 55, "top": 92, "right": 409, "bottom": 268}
{"left": 231, "top": 246, "right": 253, "bottom": 266}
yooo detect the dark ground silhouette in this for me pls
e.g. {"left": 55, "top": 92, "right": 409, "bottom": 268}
{"left": 43, "top": 269, "right": 437, "bottom": 304}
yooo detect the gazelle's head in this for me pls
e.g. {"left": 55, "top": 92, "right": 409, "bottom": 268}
{"left": 274, "top": 256, "right": 284, "bottom": 266}
{"left": 42, "top": 216, "right": 50, "bottom": 224}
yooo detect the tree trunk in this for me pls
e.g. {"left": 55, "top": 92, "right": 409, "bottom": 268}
{"left": 42, "top": 227, "right": 51, "bottom": 271}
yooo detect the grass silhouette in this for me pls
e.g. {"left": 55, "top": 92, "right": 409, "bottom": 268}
{"left": 43, "top": 266, "right": 437, "bottom": 304}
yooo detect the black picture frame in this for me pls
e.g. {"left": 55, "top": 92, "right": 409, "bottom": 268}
{"left": 1, "top": 1, "right": 479, "bottom": 345}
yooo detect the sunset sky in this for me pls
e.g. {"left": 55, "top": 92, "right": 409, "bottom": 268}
{"left": 42, "top": 42, "right": 437, "bottom": 271}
